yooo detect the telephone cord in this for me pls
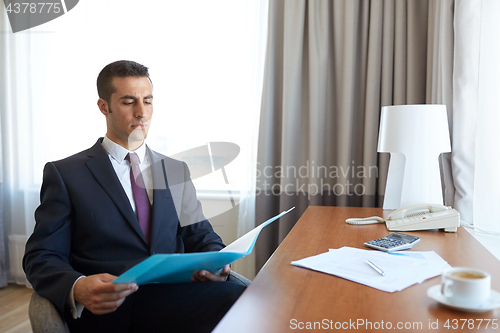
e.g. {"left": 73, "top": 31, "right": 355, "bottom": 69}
{"left": 345, "top": 216, "right": 386, "bottom": 225}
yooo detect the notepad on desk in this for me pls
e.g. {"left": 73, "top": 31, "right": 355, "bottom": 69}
{"left": 113, "top": 207, "right": 295, "bottom": 285}
{"left": 291, "top": 247, "right": 451, "bottom": 292}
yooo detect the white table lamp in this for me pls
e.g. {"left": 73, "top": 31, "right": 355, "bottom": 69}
{"left": 378, "top": 105, "right": 451, "bottom": 209}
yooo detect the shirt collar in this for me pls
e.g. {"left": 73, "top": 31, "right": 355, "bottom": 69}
{"left": 102, "top": 135, "right": 148, "bottom": 164}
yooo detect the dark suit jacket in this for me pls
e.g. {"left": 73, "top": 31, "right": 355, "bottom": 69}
{"left": 23, "top": 138, "right": 224, "bottom": 315}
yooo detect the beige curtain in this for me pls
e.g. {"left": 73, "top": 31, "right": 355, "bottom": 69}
{"left": 254, "top": 0, "right": 454, "bottom": 271}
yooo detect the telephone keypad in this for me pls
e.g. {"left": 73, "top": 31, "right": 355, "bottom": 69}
{"left": 365, "top": 233, "right": 420, "bottom": 252}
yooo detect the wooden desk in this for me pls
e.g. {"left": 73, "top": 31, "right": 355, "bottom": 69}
{"left": 213, "top": 207, "right": 500, "bottom": 332}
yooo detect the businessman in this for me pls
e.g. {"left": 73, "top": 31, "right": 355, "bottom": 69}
{"left": 23, "top": 60, "right": 245, "bottom": 332}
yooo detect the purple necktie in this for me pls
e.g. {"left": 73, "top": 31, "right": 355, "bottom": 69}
{"left": 125, "top": 153, "right": 152, "bottom": 244}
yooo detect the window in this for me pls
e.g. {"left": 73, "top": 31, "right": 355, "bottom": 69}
{"left": 4, "top": 0, "right": 264, "bottom": 193}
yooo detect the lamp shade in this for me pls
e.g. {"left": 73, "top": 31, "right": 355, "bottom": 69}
{"left": 378, "top": 105, "right": 451, "bottom": 209}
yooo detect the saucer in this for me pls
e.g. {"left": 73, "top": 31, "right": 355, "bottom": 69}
{"left": 427, "top": 285, "right": 500, "bottom": 313}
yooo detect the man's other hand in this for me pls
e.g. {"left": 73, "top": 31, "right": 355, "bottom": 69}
{"left": 74, "top": 273, "right": 138, "bottom": 315}
{"left": 191, "top": 265, "right": 230, "bottom": 282}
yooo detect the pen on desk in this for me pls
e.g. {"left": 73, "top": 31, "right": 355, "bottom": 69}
{"left": 365, "top": 260, "right": 385, "bottom": 276}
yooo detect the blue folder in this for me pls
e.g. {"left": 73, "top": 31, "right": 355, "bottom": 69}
{"left": 113, "top": 207, "right": 294, "bottom": 284}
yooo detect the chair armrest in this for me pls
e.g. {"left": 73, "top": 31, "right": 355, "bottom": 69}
{"left": 228, "top": 271, "right": 251, "bottom": 287}
{"left": 29, "top": 291, "right": 69, "bottom": 333}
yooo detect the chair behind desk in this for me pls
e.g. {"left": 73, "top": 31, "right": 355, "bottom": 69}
{"left": 28, "top": 271, "right": 251, "bottom": 333}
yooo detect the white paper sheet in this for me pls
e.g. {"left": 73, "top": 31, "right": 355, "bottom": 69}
{"left": 292, "top": 247, "right": 451, "bottom": 292}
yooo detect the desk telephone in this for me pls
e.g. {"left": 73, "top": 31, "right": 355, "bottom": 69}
{"left": 345, "top": 204, "right": 460, "bottom": 232}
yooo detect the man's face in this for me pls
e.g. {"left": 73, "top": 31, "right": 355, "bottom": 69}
{"left": 98, "top": 76, "right": 153, "bottom": 149}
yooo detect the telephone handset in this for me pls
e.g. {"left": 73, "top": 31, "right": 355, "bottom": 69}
{"left": 386, "top": 204, "right": 460, "bottom": 232}
{"left": 345, "top": 204, "right": 460, "bottom": 232}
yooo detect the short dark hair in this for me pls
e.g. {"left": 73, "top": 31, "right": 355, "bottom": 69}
{"left": 97, "top": 60, "right": 152, "bottom": 103}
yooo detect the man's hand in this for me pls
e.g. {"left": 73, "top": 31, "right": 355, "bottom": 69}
{"left": 191, "top": 265, "right": 231, "bottom": 282}
{"left": 74, "top": 273, "right": 138, "bottom": 315}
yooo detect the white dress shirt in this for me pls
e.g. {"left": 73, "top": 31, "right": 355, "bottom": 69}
{"left": 101, "top": 135, "right": 154, "bottom": 206}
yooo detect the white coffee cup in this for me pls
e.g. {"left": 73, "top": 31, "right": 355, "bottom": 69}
{"left": 441, "top": 267, "right": 491, "bottom": 304}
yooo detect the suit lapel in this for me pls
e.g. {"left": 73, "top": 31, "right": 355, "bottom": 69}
{"left": 85, "top": 139, "right": 148, "bottom": 245}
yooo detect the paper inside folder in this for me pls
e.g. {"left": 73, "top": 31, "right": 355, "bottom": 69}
{"left": 221, "top": 207, "right": 295, "bottom": 255}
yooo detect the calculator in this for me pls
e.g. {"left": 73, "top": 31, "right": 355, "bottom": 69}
{"left": 364, "top": 233, "right": 420, "bottom": 252}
